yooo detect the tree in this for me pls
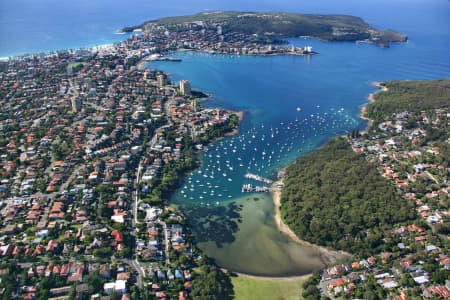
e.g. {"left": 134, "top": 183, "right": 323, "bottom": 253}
{"left": 109, "top": 291, "right": 120, "bottom": 300}
{"left": 83, "top": 271, "right": 104, "bottom": 294}
{"left": 191, "top": 262, "right": 233, "bottom": 300}
{"left": 280, "top": 137, "right": 415, "bottom": 254}
{"left": 363, "top": 290, "right": 378, "bottom": 300}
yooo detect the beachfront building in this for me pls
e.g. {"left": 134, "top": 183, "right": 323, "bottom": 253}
{"left": 157, "top": 74, "right": 167, "bottom": 87}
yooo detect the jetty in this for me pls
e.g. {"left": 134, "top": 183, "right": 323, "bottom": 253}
{"left": 244, "top": 173, "right": 273, "bottom": 184}
{"left": 145, "top": 54, "right": 182, "bottom": 62}
{"left": 242, "top": 184, "right": 270, "bottom": 193}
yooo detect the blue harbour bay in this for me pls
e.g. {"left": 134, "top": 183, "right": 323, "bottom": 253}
{"left": 1, "top": 0, "right": 449, "bottom": 276}
{"left": 146, "top": 31, "right": 449, "bottom": 275}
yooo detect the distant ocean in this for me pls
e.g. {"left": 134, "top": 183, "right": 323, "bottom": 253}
{"left": 2, "top": 0, "right": 449, "bottom": 276}
{"left": 1, "top": 0, "right": 449, "bottom": 58}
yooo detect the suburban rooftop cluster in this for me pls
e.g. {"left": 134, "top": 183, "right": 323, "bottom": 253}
{"left": 132, "top": 21, "right": 314, "bottom": 57}
{"left": 313, "top": 109, "right": 449, "bottom": 299}
{"left": 0, "top": 35, "right": 239, "bottom": 299}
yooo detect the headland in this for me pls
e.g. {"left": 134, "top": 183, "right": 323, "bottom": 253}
{"left": 276, "top": 79, "right": 449, "bottom": 298}
{"left": 122, "top": 11, "right": 407, "bottom": 50}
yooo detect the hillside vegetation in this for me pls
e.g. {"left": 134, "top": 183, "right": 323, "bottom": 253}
{"left": 366, "top": 79, "right": 450, "bottom": 122}
{"left": 280, "top": 137, "right": 415, "bottom": 256}
{"left": 124, "top": 11, "right": 407, "bottom": 47}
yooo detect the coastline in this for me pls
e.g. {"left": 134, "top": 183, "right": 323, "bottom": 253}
{"left": 360, "top": 81, "right": 387, "bottom": 134}
{"left": 213, "top": 80, "right": 393, "bottom": 280}
{"left": 175, "top": 47, "right": 317, "bottom": 57}
{"left": 225, "top": 110, "right": 244, "bottom": 136}
{"left": 266, "top": 80, "right": 390, "bottom": 274}
{"left": 136, "top": 59, "right": 147, "bottom": 70}
{"left": 137, "top": 47, "right": 351, "bottom": 279}
{"left": 136, "top": 54, "right": 244, "bottom": 141}
{"left": 205, "top": 110, "right": 244, "bottom": 145}
{"left": 271, "top": 180, "right": 351, "bottom": 266}
{"left": 137, "top": 48, "right": 316, "bottom": 70}
{"left": 232, "top": 271, "right": 311, "bottom": 281}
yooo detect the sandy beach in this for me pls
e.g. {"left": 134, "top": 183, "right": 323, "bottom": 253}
{"left": 232, "top": 271, "right": 312, "bottom": 281}
{"left": 136, "top": 58, "right": 148, "bottom": 70}
{"left": 360, "top": 81, "right": 387, "bottom": 134}
{"left": 245, "top": 81, "right": 384, "bottom": 279}
{"left": 271, "top": 180, "right": 351, "bottom": 266}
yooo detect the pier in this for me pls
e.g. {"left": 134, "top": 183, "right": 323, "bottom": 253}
{"left": 145, "top": 54, "right": 182, "bottom": 62}
{"left": 244, "top": 173, "right": 273, "bottom": 184}
{"left": 242, "top": 184, "right": 270, "bottom": 193}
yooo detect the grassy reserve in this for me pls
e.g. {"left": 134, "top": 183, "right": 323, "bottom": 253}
{"left": 232, "top": 276, "right": 305, "bottom": 300}
{"left": 68, "top": 62, "right": 86, "bottom": 67}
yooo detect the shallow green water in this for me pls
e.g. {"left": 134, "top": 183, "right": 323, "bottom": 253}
{"left": 197, "top": 194, "right": 330, "bottom": 276}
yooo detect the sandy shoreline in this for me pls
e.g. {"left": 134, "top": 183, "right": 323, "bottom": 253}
{"left": 219, "top": 267, "right": 311, "bottom": 281}
{"left": 137, "top": 53, "right": 350, "bottom": 279}
{"left": 136, "top": 59, "right": 147, "bottom": 69}
{"left": 219, "top": 177, "right": 349, "bottom": 281}
{"left": 360, "top": 81, "right": 387, "bottom": 134}
{"left": 233, "top": 271, "right": 311, "bottom": 281}
{"left": 258, "top": 81, "right": 390, "bottom": 278}
{"left": 271, "top": 180, "right": 351, "bottom": 266}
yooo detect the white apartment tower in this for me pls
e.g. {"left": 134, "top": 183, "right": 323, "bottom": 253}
{"left": 179, "top": 80, "right": 192, "bottom": 96}
{"left": 157, "top": 74, "right": 167, "bottom": 87}
{"left": 71, "top": 97, "right": 82, "bottom": 112}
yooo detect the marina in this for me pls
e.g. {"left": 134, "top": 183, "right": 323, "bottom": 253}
{"left": 145, "top": 54, "right": 182, "bottom": 62}
{"left": 244, "top": 173, "right": 273, "bottom": 184}
{"left": 241, "top": 184, "right": 269, "bottom": 193}
{"left": 151, "top": 21, "right": 449, "bottom": 274}
{"left": 176, "top": 107, "right": 359, "bottom": 205}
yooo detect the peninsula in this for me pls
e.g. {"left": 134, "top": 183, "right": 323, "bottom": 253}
{"left": 122, "top": 11, "right": 407, "bottom": 49}
{"left": 280, "top": 79, "right": 449, "bottom": 299}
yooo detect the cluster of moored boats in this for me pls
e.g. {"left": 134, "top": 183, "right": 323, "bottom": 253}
{"left": 178, "top": 107, "right": 358, "bottom": 205}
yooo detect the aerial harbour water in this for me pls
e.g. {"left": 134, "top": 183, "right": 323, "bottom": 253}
{"left": 169, "top": 105, "right": 357, "bottom": 275}
{"left": 1, "top": 0, "right": 449, "bottom": 277}
{"left": 146, "top": 50, "right": 375, "bottom": 276}
{"left": 147, "top": 28, "right": 449, "bottom": 274}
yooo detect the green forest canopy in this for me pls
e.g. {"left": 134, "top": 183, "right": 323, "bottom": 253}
{"left": 280, "top": 137, "right": 415, "bottom": 254}
{"left": 366, "top": 79, "right": 450, "bottom": 122}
